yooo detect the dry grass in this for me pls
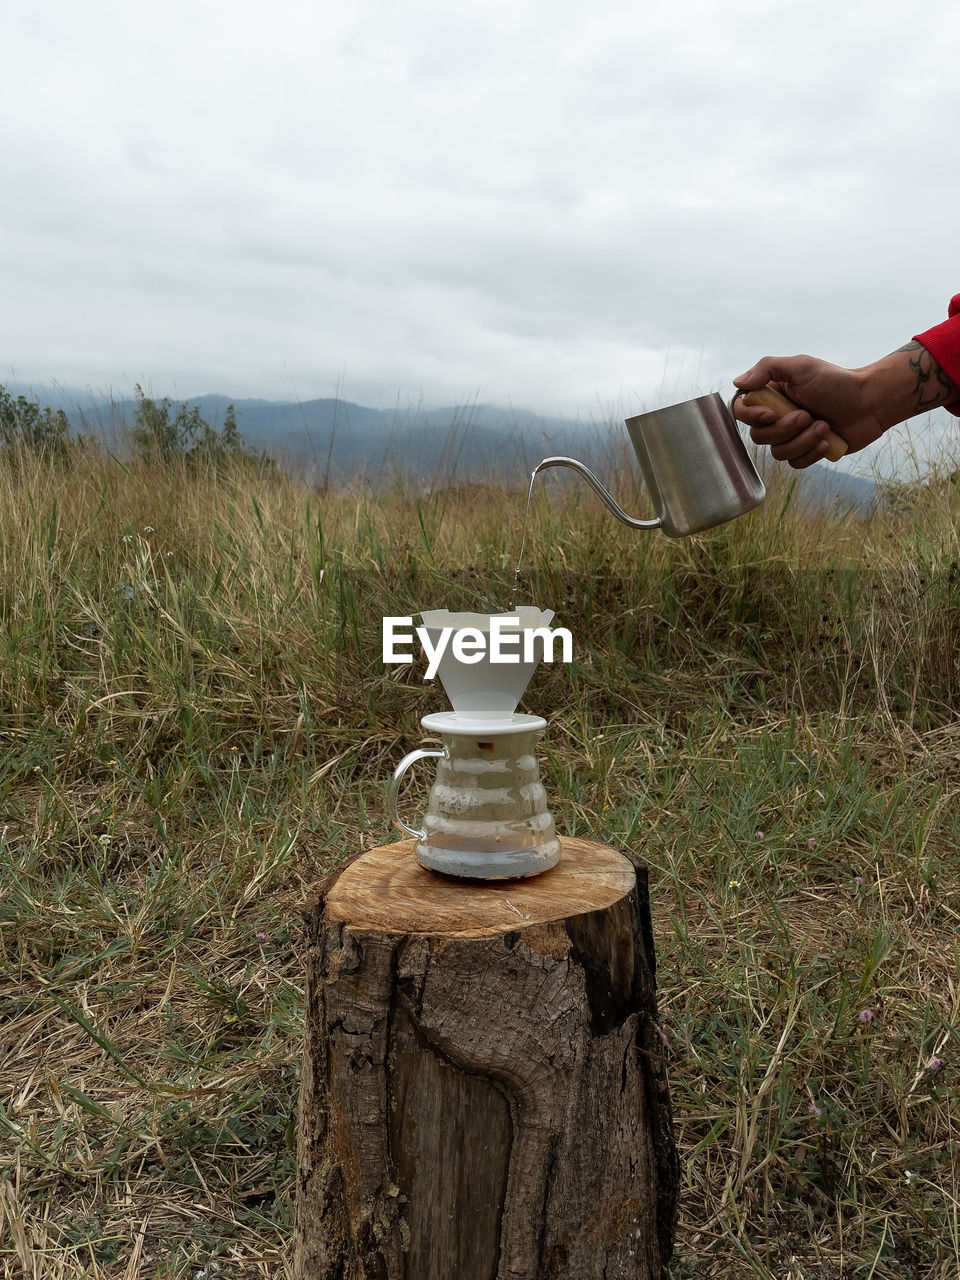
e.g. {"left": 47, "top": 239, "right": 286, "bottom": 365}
{"left": 1, "top": 435, "right": 959, "bottom": 1276}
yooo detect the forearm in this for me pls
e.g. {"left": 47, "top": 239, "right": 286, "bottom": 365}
{"left": 859, "top": 340, "right": 960, "bottom": 429}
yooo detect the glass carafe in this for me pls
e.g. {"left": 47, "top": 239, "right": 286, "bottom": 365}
{"left": 389, "top": 712, "right": 561, "bottom": 880}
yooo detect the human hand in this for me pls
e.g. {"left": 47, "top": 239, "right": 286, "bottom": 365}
{"left": 739, "top": 386, "right": 848, "bottom": 463}
{"left": 732, "top": 354, "right": 889, "bottom": 469}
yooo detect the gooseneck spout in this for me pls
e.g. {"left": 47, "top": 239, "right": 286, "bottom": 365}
{"left": 530, "top": 457, "right": 662, "bottom": 531}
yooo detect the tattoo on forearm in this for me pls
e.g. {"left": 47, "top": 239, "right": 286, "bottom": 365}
{"left": 897, "top": 339, "right": 960, "bottom": 410}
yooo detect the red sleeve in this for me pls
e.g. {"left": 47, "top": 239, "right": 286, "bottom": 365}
{"left": 914, "top": 294, "right": 960, "bottom": 416}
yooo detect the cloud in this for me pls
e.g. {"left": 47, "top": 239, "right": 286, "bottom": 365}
{"left": 2, "top": 0, "right": 959, "bottom": 444}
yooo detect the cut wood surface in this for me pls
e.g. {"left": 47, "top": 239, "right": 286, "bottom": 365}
{"left": 323, "top": 835, "right": 639, "bottom": 936}
{"left": 294, "top": 836, "right": 678, "bottom": 1280}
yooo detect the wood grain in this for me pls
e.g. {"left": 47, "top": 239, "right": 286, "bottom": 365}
{"left": 294, "top": 838, "right": 679, "bottom": 1279}
{"left": 323, "top": 836, "right": 637, "bottom": 937}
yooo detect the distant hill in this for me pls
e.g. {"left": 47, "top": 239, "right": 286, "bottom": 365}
{"left": 19, "top": 386, "right": 601, "bottom": 483}
{"left": 8, "top": 381, "right": 877, "bottom": 512}
{"left": 767, "top": 462, "right": 876, "bottom": 514}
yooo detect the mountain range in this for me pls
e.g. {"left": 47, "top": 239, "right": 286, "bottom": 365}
{"left": 8, "top": 382, "right": 878, "bottom": 512}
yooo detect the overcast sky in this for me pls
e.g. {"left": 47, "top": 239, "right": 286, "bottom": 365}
{"left": 3, "top": 0, "right": 959, "bottom": 469}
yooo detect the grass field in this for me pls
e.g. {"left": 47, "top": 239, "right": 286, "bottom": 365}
{"left": 1, "top": 431, "right": 959, "bottom": 1278}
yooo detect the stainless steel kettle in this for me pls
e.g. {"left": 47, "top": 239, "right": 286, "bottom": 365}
{"left": 534, "top": 391, "right": 764, "bottom": 537}
{"left": 534, "top": 386, "right": 848, "bottom": 537}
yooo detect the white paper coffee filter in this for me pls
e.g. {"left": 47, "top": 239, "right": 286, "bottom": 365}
{"left": 419, "top": 607, "right": 555, "bottom": 720}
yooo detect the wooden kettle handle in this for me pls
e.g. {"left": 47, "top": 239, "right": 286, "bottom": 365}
{"left": 740, "top": 387, "right": 848, "bottom": 463}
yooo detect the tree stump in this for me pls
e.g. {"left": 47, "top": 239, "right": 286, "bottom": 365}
{"left": 293, "top": 836, "right": 678, "bottom": 1280}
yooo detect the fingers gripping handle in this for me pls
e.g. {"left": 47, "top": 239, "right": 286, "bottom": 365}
{"left": 741, "top": 387, "right": 849, "bottom": 463}
{"left": 388, "top": 746, "right": 446, "bottom": 840}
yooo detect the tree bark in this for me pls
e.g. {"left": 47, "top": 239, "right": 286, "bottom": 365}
{"left": 293, "top": 836, "right": 678, "bottom": 1280}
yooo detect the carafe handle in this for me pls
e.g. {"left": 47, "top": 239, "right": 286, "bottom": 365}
{"left": 737, "top": 387, "right": 848, "bottom": 462}
{"left": 388, "top": 746, "right": 446, "bottom": 841}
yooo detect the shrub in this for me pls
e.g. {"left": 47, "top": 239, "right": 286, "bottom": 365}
{"left": 0, "top": 384, "right": 71, "bottom": 460}
{"left": 129, "top": 386, "right": 271, "bottom": 471}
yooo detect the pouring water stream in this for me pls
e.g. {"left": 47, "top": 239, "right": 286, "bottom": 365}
{"left": 509, "top": 454, "right": 662, "bottom": 606}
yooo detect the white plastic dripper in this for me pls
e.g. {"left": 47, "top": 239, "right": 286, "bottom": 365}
{"left": 419, "top": 607, "right": 555, "bottom": 722}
